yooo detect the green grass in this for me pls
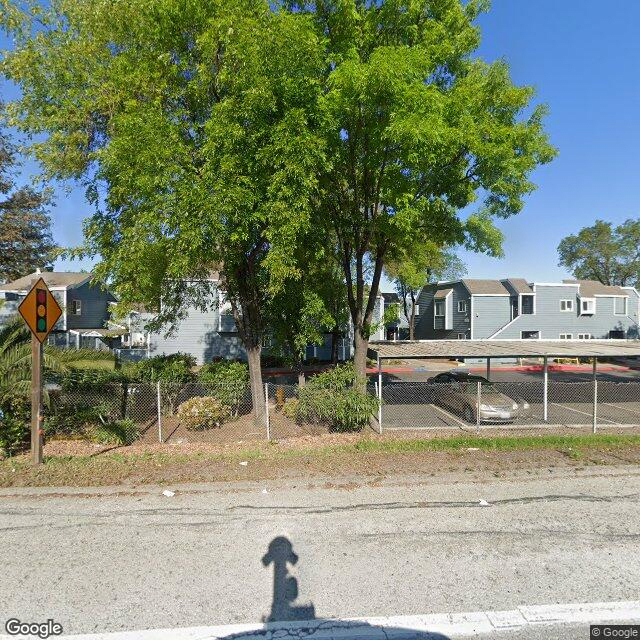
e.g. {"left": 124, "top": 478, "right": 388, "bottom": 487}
{"left": 70, "top": 359, "right": 116, "bottom": 370}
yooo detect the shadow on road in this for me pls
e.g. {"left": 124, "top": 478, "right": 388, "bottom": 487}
{"left": 219, "top": 536, "right": 451, "bottom": 640}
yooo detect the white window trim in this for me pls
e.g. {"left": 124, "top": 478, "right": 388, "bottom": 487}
{"left": 613, "top": 296, "right": 628, "bottom": 316}
{"left": 71, "top": 299, "right": 82, "bottom": 316}
{"left": 413, "top": 304, "right": 420, "bottom": 317}
{"left": 559, "top": 299, "right": 574, "bottom": 312}
{"left": 434, "top": 301, "right": 445, "bottom": 317}
{"left": 521, "top": 330, "right": 541, "bottom": 339}
{"left": 456, "top": 332, "right": 467, "bottom": 340}
{"left": 577, "top": 333, "right": 591, "bottom": 340}
{"left": 457, "top": 300, "right": 467, "bottom": 313}
{"left": 519, "top": 293, "right": 536, "bottom": 315}
{"left": 580, "top": 297, "right": 596, "bottom": 315}
{"left": 559, "top": 333, "right": 573, "bottom": 340}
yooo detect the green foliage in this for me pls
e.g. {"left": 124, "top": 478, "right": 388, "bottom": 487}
{"left": 44, "top": 391, "right": 118, "bottom": 438}
{"left": 294, "top": 363, "right": 378, "bottom": 432}
{"left": 87, "top": 419, "right": 139, "bottom": 446}
{"left": 385, "top": 245, "right": 466, "bottom": 338}
{"left": 56, "top": 367, "right": 128, "bottom": 389}
{"left": 0, "top": 125, "right": 55, "bottom": 281}
{"left": 132, "top": 353, "right": 196, "bottom": 384}
{"left": 0, "top": 396, "right": 30, "bottom": 456}
{"left": 199, "top": 361, "right": 248, "bottom": 415}
{"left": 557, "top": 219, "right": 640, "bottom": 287}
{"left": 0, "top": 314, "right": 115, "bottom": 406}
{"left": 176, "top": 396, "right": 229, "bottom": 430}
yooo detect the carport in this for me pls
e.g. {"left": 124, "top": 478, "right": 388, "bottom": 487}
{"left": 368, "top": 340, "right": 640, "bottom": 432}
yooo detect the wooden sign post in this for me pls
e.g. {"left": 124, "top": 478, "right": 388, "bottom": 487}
{"left": 17, "top": 278, "right": 62, "bottom": 465}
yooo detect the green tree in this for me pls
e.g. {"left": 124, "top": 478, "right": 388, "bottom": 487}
{"left": 1, "top": 0, "right": 325, "bottom": 424}
{"left": 304, "top": 0, "right": 556, "bottom": 378}
{"left": 557, "top": 219, "right": 640, "bottom": 287}
{"left": 386, "top": 245, "right": 467, "bottom": 340}
{"left": 0, "top": 124, "right": 55, "bottom": 282}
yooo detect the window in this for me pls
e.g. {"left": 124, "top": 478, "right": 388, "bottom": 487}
{"left": 614, "top": 297, "right": 628, "bottom": 315}
{"left": 456, "top": 333, "right": 467, "bottom": 340}
{"left": 580, "top": 298, "right": 596, "bottom": 315}
{"left": 521, "top": 330, "right": 540, "bottom": 339}
{"left": 559, "top": 333, "right": 573, "bottom": 340}
{"left": 578, "top": 333, "right": 591, "bottom": 340}
{"left": 521, "top": 294, "right": 535, "bottom": 315}
{"left": 560, "top": 299, "right": 574, "bottom": 312}
{"left": 71, "top": 300, "right": 82, "bottom": 316}
{"left": 609, "top": 330, "right": 625, "bottom": 339}
{"left": 434, "top": 301, "right": 445, "bottom": 317}
{"left": 457, "top": 300, "right": 467, "bottom": 313}
{"left": 413, "top": 304, "right": 419, "bottom": 317}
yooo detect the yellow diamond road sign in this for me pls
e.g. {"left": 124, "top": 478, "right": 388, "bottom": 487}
{"left": 18, "top": 277, "right": 63, "bottom": 343}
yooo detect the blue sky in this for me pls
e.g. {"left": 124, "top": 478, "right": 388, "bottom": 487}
{"left": 2, "top": 0, "right": 640, "bottom": 285}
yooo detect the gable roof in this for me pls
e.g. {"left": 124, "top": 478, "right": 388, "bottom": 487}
{"left": 461, "top": 279, "right": 510, "bottom": 295}
{"left": 434, "top": 288, "right": 453, "bottom": 299}
{"left": 381, "top": 292, "right": 400, "bottom": 304}
{"left": 503, "top": 278, "right": 533, "bottom": 294}
{"left": 0, "top": 271, "right": 92, "bottom": 292}
{"left": 563, "top": 279, "right": 627, "bottom": 297}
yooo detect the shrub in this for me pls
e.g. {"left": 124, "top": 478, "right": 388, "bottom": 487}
{"left": 56, "top": 368, "right": 128, "bottom": 389}
{"left": 87, "top": 419, "right": 139, "bottom": 445}
{"left": 294, "top": 363, "right": 378, "bottom": 432}
{"left": 198, "top": 361, "right": 248, "bottom": 416}
{"left": 132, "top": 353, "right": 196, "bottom": 383}
{"left": 0, "top": 397, "right": 30, "bottom": 456}
{"left": 176, "top": 396, "right": 229, "bottom": 430}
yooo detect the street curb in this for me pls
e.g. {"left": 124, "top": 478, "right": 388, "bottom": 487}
{"left": 31, "top": 599, "right": 640, "bottom": 639}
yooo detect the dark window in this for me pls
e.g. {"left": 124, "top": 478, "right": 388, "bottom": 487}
{"left": 521, "top": 295, "right": 534, "bottom": 314}
{"left": 521, "top": 330, "right": 540, "bottom": 339}
{"left": 609, "top": 330, "right": 625, "bottom": 339}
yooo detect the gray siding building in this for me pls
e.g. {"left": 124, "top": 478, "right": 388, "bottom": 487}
{"left": 0, "top": 270, "right": 118, "bottom": 348}
{"left": 415, "top": 278, "right": 640, "bottom": 350}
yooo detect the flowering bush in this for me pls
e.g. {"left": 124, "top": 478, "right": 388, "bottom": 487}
{"left": 176, "top": 396, "right": 229, "bottom": 430}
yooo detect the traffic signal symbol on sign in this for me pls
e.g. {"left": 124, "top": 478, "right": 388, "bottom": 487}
{"left": 18, "top": 278, "right": 63, "bottom": 342}
{"left": 36, "top": 288, "right": 47, "bottom": 332}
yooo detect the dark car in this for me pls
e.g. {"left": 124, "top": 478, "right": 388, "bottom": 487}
{"left": 428, "top": 371, "right": 530, "bottom": 423}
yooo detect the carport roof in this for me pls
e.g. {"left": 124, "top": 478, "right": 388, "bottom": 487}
{"left": 368, "top": 339, "right": 640, "bottom": 359}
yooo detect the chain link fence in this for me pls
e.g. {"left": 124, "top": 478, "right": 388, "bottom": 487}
{"left": 381, "top": 379, "right": 640, "bottom": 433}
{"left": 40, "top": 378, "right": 640, "bottom": 446}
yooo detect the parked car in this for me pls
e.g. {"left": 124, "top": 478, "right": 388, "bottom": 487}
{"left": 427, "top": 371, "right": 530, "bottom": 423}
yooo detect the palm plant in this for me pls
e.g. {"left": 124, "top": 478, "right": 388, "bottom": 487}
{"left": 0, "top": 315, "right": 114, "bottom": 404}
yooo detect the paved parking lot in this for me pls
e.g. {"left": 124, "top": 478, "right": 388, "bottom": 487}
{"left": 379, "top": 377, "right": 640, "bottom": 431}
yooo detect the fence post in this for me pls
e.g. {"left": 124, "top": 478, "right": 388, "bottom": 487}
{"left": 265, "top": 383, "right": 270, "bottom": 441}
{"left": 157, "top": 381, "right": 163, "bottom": 443}
{"left": 592, "top": 358, "right": 598, "bottom": 434}
{"left": 476, "top": 380, "right": 481, "bottom": 433}
{"left": 543, "top": 356, "right": 549, "bottom": 422}
{"left": 377, "top": 358, "right": 383, "bottom": 434}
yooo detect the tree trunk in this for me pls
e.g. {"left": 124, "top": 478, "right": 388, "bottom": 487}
{"left": 408, "top": 290, "right": 417, "bottom": 341}
{"left": 330, "top": 325, "right": 340, "bottom": 364}
{"left": 353, "top": 330, "right": 369, "bottom": 391}
{"left": 246, "top": 343, "right": 266, "bottom": 427}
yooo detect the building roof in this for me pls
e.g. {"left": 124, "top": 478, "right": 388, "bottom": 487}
{"left": 563, "top": 279, "right": 627, "bottom": 297}
{"left": 434, "top": 288, "right": 453, "bottom": 299}
{"left": 503, "top": 278, "right": 533, "bottom": 294}
{"left": 461, "top": 279, "right": 511, "bottom": 295}
{"left": 0, "top": 271, "right": 92, "bottom": 292}
{"left": 381, "top": 292, "right": 400, "bottom": 304}
{"left": 369, "top": 339, "right": 640, "bottom": 359}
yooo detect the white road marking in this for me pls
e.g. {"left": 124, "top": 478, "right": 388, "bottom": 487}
{"left": 603, "top": 402, "right": 640, "bottom": 419}
{"left": 550, "top": 402, "right": 618, "bottom": 424}
{"left": 431, "top": 403, "right": 469, "bottom": 428}
{"left": 49, "top": 599, "right": 640, "bottom": 639}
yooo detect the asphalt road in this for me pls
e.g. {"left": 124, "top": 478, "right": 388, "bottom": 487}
{"left": 1, "top": 466, "right": 639, "bottom": 637}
